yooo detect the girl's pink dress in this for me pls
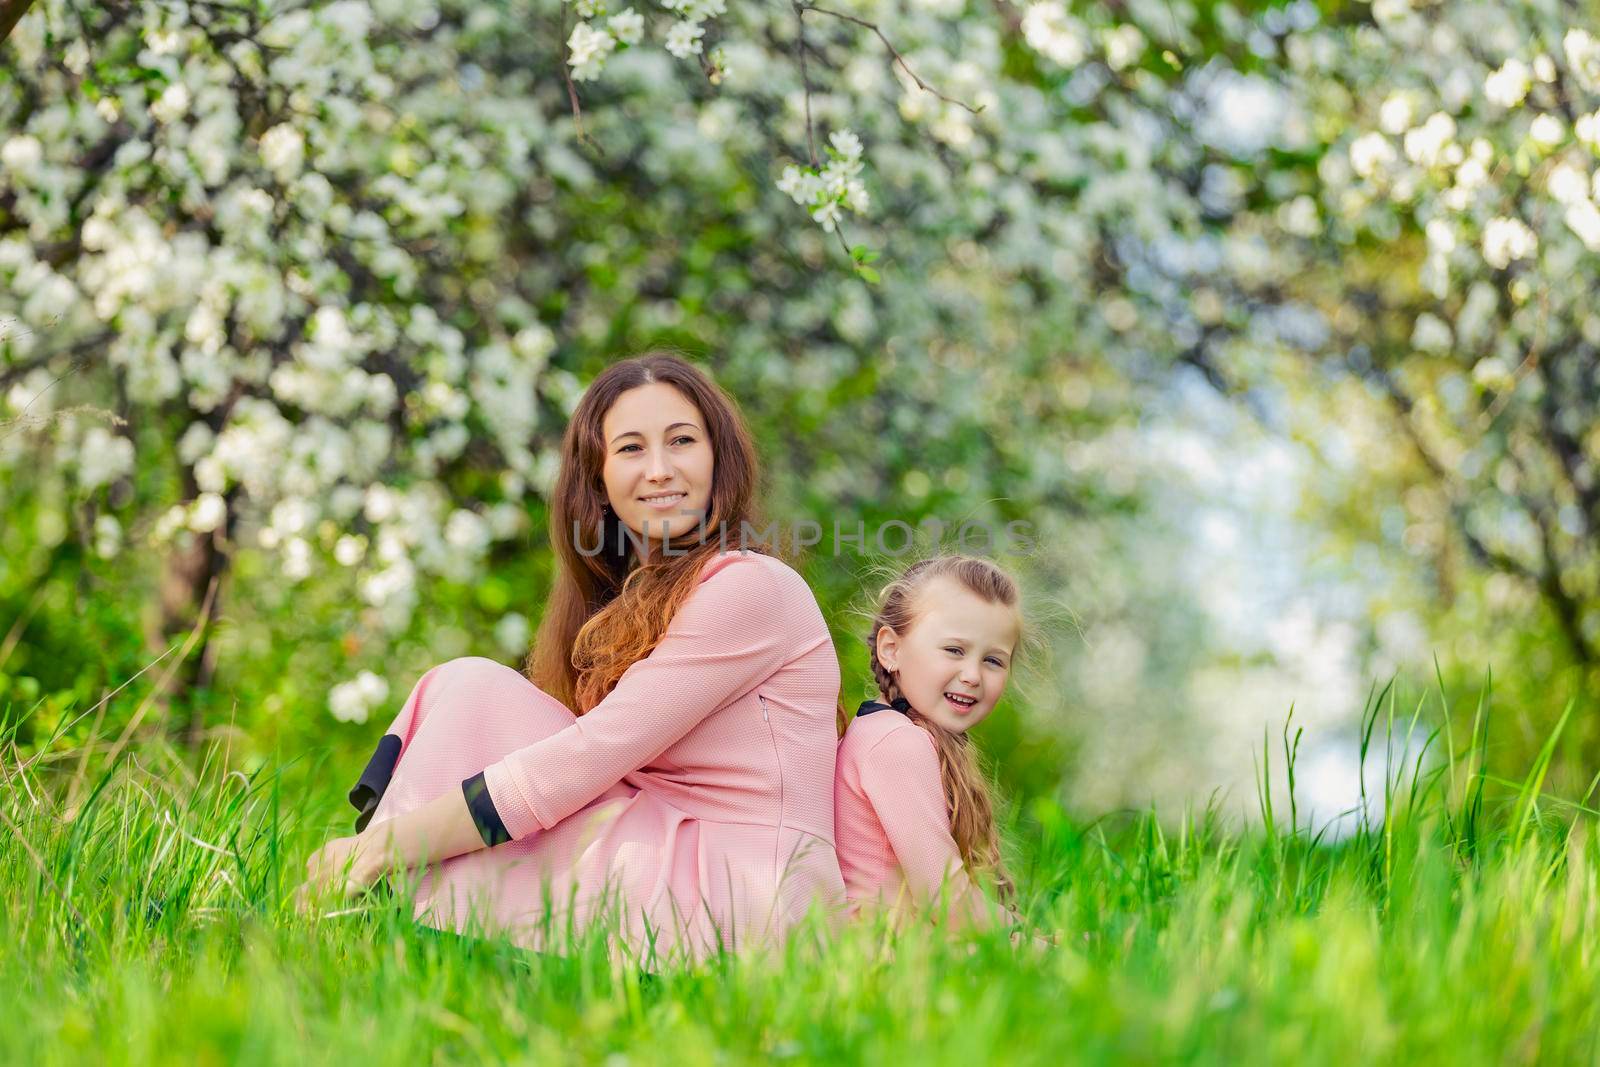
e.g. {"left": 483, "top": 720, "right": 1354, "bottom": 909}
{"left": 354, "top": 550, "right": 845, "bottom": 961}
{"left": 833, "top": 705, "right": 990, "bottom": 926}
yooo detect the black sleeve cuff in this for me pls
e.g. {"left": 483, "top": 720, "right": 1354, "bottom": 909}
{"left": 462, "top": 771, "right": 512, "bottom": 846}
{"left": 348, "top": 733, "right": 402, "bottom": 833}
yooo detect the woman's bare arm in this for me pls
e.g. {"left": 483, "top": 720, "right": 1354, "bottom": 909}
{"left": 300, "top": 789, "right": 483, "bottom": 902}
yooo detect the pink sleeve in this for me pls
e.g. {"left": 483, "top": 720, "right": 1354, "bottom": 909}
{"left": 859, "top": 724, "right": 990, "bottom": 925}
{"left": 479, "top": 555, "right": 790, "bottom": 840}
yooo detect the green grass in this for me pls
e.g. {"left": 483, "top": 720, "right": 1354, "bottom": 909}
{"left": 3, "top": 676, "right": 1599, "bottom": 1066}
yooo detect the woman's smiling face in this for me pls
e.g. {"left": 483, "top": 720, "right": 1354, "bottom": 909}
{"left": 600, "top": 382, "right": 715, "bottom": 556}
{"left": 875, "top": 576, "right": 1020, "bottom": 733}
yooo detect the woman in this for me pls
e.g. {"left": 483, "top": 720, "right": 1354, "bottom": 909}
{"left": 299, "top": 354, "right": 846, "bottom": 963}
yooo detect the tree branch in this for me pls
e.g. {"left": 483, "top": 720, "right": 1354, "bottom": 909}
{"left": 557, "top": 6, "right": 600, "bottom": 154}
{"left": 793, "top": 1, "right": 819, "bottom": 167}
{"left": 1372, "top": 355, "right": 1598, "bottom": 664}
{"left": 799, "top": 2, "right": 984, "bottom": 115}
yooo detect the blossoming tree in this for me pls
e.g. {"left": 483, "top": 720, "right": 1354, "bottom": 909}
{"left": 2, "top": 0, "right": 1237, "bottom": 732}
{"left": 1216, "top": 1, "right": 1600, "bottom": 680}
{"left": 9, "top": 0, "right": 1594, "bottom": 754}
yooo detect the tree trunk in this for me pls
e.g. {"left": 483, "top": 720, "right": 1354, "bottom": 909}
{"left": 1, "top": 0, "right": 37, "bottom": 42}
{"left": 144, "top": 527, "right": 229, "bottom": 747}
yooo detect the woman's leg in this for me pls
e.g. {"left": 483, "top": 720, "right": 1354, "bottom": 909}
{"left": 355, "top": 657, "right": 628, "bottom": 943}
{"left": 360, "top": 656, "right": 577, "bottom": 830}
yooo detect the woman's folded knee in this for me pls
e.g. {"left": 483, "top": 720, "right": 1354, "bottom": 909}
{"left": 427, "top": 656, "right": 576, "bottom": 724}
{"left": 432, "top": 655, "right": 517, "bottom": 683}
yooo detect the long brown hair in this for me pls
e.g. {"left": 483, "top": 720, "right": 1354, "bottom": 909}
{"left": 525, "top": 353, "right": 768, "bottom": 713}
{"left": 865, "top": 555, "right": 1025, "bottom": 902}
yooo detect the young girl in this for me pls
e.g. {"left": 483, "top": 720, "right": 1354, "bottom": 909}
{"left": 834, "top": 554, "right": 1026, "bottom": 929}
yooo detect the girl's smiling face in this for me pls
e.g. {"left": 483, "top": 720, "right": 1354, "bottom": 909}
{"left": 875, "top": 575, "right": 1020, "bottom": 733}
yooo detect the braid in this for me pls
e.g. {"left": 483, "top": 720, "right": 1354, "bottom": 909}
{"left": 866, "top": 620, "right": 904, "bottom": 707}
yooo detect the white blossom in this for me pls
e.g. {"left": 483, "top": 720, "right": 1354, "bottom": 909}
{"left": 1021, "top": 2, "right": 1085, "bottom": 67}
{"left": 188, "top": 492, "right": 228, "bottom": 533}
{"left": 444, "top": 508, "right": 490, "bottom": 553}
{"left": 145, "top": 26, "right": 185, "bottom": 55}
{"left": 1481, "top": 216, "right": 1537, "bottom": 269}
{"left": 1575, "top": 111, "right": 1600, "bottom": 148}
{"left": 608, "top": 9, "right": 644, "bottom": 46}
{"left": 812, "top": 199, "right": 842, "bottom": 232}
{"left": 61, "top": 38, "right": 90, "bottom": 75}
{"left": 1528, "top": 114, "right": 1563, "bottom": 146}
{"left": 1563, "top": 198, "right": 1600, "bottom": 251}
{"left": 1104, "top": 25, "right": 1144, "bottom": 72}
{"left": 93, "top": 514, "right": 122, "bottom": 559}
{"left": 1410, "top": 312, "right": 1453, "bottom": 353}
{"left": 77, "top": 427, "right": 134, "bottom": 490}
{"left": 843, "top": 180, "right": 870, "bottom": 213}
{"left": 149, "top": 82, "right": 191, "bottom": 123}
{"left": 328, "top": 670, "right": 390, "bottom": 724}
{"left": 1, "top": 135, "right": 43, "bottom": 178}
{"left": 5, "top": 368, "right": 55, "bottom": 417}
{"left": 1483, "top": 58, "right": 1531, "bottom": 109}
{"left": 486, "top": 502, "right": 524, "bottom": 539}
{"left": 363, "top": 484, "right": 397, "bottom": 523}
{"left": 21, "top": 272, "right": 78, "bottom": 327}
{"left": 259, "top": 124, "right": 305, "bottom": 179}
{"left": 282, "top": 536, "right": 313, "bottom": 581}
{"left": 1546, "top": 163, "right": 1588, "bottom": 204}
{"left": 1278, "top": 195, "right": 1319, "bottom": 237}
{"left": 1424, "top": 217, "right": 1456, "bottom": 253}
{"left": 1349, "top": 132, "right": 1395, "bottom": 178}
{"left": 270, "top": 496, "right": 314, "bottom": 537}
{"left": 567, "top": 23, "right": 616, "bottom": 81}
{"left": 676, "top": 0, "right": 725, "bottom": 19}
{"left": 777, "top": 165, "right": 821, "bottom": 204}
{"left": 1471, "top": 355, "right": 1513, "bottom": 389}
{"left": 1454, "top": 157, "right": 1488, "bottom": 192}
{"left": 1403, "top": 112, "right": 1456, "bottom": 167}
{"left": 1379, "top": 94, "right": 1413, "bottom": 135}
{"left": 334, "top": 533, "right": 367, "bottom": 566}
{"left": 1565, "top": 29, "right": 1600, "bottom": 91}
{"left": 179, "top": 422, "right": 219, "bottom": 463}
{"left": 664, "top": 20, "right": 704, "bottom": 59}
{"left": 151, "top": 504, "right": 189, "bottom": 545}
{"left": 1371, "top": 0, "right": 1411, "bottom": 23}
{"left": 494, "top": 612, "right": 530, "bottom": 656}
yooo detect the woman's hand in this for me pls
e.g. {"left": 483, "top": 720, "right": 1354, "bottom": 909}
{"left": 296, "top": 833, "right": 385, "bottom": 910}
{"left": 296, "top": 789, "right": 490, "bottom": 913}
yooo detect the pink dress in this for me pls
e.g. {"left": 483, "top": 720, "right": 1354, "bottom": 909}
{"left": 833, "top": 706, "right": 991, "bottom": 926}
{"left": 355, "top": 550, "right": 845, "bottom": 962}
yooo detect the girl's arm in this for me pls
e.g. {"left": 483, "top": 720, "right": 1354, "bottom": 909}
{"left": 858, "top": 724, "right": 996, "bottom": 929}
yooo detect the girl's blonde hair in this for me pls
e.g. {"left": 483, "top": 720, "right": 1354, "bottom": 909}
{"left": 864, "top": 554, "right": 1025, "bottom": 902}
